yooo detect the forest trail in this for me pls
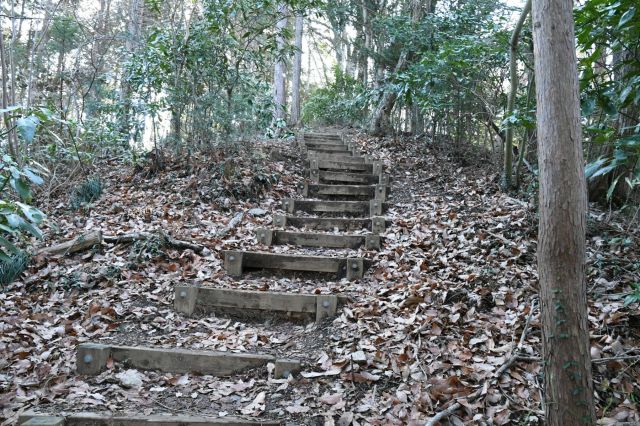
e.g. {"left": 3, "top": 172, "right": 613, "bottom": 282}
{"left": 4, "top": 131, "right": 638, "bottom": 425}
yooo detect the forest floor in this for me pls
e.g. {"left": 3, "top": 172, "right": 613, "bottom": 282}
{"left": 1, "top": 131, "right": 639, "bottom": 425}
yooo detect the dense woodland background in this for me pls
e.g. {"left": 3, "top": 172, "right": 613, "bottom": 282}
{"left": 1, "top": 0, "right": 639, "bottom": 424}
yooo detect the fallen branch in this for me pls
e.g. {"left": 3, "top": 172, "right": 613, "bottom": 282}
{"left": 425, "top": 299, "right": 538, "bottom": 426}
{"left": 104, "top": 231, "right": 205, "bottom": 253}
{"left": 37, "top": 231, "right": 102, "bottom": 256}
{"left": 39, "top": 230, "right": 205, "bottom": 256}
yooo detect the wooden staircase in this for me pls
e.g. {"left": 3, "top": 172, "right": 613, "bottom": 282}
{"left": 23, "top": 130, "right": 390, "bottom": 425}
{"left": 223, "top": 130, "right": 388, "bottom": 280}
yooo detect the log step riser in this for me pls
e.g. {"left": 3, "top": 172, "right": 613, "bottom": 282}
{"left": 223, "top": 250, "right": 366, "bottom": 280}
{"left": 175, "top": 286, "right": 339, "bottom": 323}
{"left": 77, "top": 343, "right": 299, "bottom": 379}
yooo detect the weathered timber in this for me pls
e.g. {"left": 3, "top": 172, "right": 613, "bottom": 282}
{"left": 255, "top": 228, "right": 380, "bottom": 250}
{"left": 222, "top": 250, "right": 367, "bottom": 280}
{"left": 307, "top": 183, "right": 376, "bottom": 198}
{"left": 19, "top": 412, "right": 281, "bottom": 425}
{"left": 282, "top": 198, "right": 387, "bottom": 217}
{"left": 37, "top": 231, "right": 102, "bottom": 256}
{"left": 304, "top": 143, "right": 349, "bottom": 151}
{"left": 174, "top": 286, "right": 339, "bottom": 323}
{"left": 316, "top": 171, "right": 389, "bottom": 184}
{"left": 313, "top": 160, "right": 374, "bottom": 172}
{"left": 76, "top": 343, "right": 299, "bottom": 378}
{"left": 305, "top": 147, "right": 354, "bottom": 155}
{"left": 272, "top": 214, "right": 386, "bottom": 232}
{"left": 308, "top": 153, "right": 366, "bottom": 162}
{"left": 303, "top": 133, "right": 342, "bottom": 141}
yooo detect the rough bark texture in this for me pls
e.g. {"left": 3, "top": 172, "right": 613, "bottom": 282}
{"left": 290, "top": 13, "right": 304, "bottom": 126}
{"left": 532, "top": 0, "right": 596, "bottom": 424}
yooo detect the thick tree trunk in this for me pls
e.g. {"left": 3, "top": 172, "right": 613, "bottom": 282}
{"left": 272, "top": 3, "right": 288, "bottom": 129}
{"left": 290, "top": 13, "right": 303, "bottom": 126}
{"left": 532, "top": 0, "right": 596, "bottom": 423}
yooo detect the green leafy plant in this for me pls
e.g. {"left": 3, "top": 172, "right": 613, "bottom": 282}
{"left": 0, "top": 252, "right": 30, "bottom": 287}
{"left": 0, "top": 154, "right": 47, "bottom": 261}
{"left": 70, "top": 177, "right": 103, "bottom": 209}
{"left": 624, "top": 283, "right": 640, "bottom": 306}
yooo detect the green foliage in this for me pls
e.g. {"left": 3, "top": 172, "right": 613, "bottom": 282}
{"left": 576, "top": 0, "right": 640, "bottom": 198}
{"left": 0, "top": 153, "right": 47, "bottom": 259}
{"left": 396, "top": 0, "right": 512, "bottom": 143}
{"left": 624, "top": 283, "right": 640, "bottom": 306}
{"left": 0, "top": 251, "right": 30, "bottom": 287}
{"left": 302, "top": 67, "right": 369, "bottom": 125}
{"left": 70, "top": 177, "right": 103, "bottom": 209}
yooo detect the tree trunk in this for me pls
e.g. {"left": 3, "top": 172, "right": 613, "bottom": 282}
{"left": 290, "top": 13, "right": 303, "bottom": 126}
{"left": 272, "top": 3, "right": 288, "bottom": 130}
{"left": 532, "top": 0, "right": 596, "bottom": 423}
{"left": 504, "top": 0, "right": 531, "bottom": 189}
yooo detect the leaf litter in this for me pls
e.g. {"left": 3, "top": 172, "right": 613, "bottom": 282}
{"left": 1, "top": 135, "right": 639, "bottom": 425}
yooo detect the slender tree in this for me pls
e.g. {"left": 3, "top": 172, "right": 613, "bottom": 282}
{"left": 290, "top": 12, "right": 304, "bottom": 126}
{"left": 272, "top": 2, "right": 288, "bottom": 129}
{"left": 503, "top": 0, "right": 531, "bottom": 189}
{"left": 532, "top": 0, "right": 596, "bottom": 423}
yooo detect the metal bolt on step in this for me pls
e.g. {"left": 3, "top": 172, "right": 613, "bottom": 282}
{"left": 229, "top": 256, "right": 235, "bottom": 261}
{"left": 179, "top": 290, "right": 187, "bottom": 298}
{"left": 352, "top": 263, "right": 359, "bottom": 270}
{"left": 83, "top": 354, "right": 93, "bottom": 364}
{"left": 323, "top": 300, "right": 331, "bottom": 308}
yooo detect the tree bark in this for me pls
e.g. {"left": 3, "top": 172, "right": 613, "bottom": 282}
{"left": 504, "top": 0, "right": 531, "bottom": 189}
{"left": 272, "top": 2, "right": 288, "bottom": 130}
{"left": 532, "top": 0, "right": 596, "bottom": 423}
{"left": 290, "top": 12, "right": 304, "bottom": 126}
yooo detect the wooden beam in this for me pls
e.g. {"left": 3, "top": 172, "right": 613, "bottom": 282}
{"left": 282, "top": 198, "right": 388, "bottom": 216}
{"left": 272, "top": 214, "right": 378, "bottom": 231}
{"left": 313, "top": 160, "right": 373, "bottom": 172}
{"left": 174, "top": 286, "right": 339, "bottom": 323}
{"left": 19, "top": 412, "right": 282, "bottom": 425}
{"left": 222, "top": 250, "right": 367, "bottom": 280}
{"left": 317, "top": 171, "right": 389, "bottom": 184}
{"left": 308, "top": 153, "right": 366, "bottom": 162}
{"left": 256, "top": 228, "right": 380, "bottom": 250}
{"left": 76, "top": 343, "right": 299, "bottom": 379}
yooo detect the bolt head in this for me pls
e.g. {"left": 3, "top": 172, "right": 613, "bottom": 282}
{"left": 229, "top": 256, "right": 235, "bottom": 262}
{"left": 83, "top": 354, "right": 93, "bottom": 364}
{"left": 322, "top": 300, "right": 331, "bottom": 308}
{"left": 179, "top": 290, "right": 187, "bottom": 298}
{"left": 352, "top": 263, "right": 359, "bottom": 270}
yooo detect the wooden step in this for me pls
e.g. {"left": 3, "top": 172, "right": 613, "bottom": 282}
{"left": 255, "top": 228, "right": 381, "bottom": 250}
{"left": 312, "top": 160, "right": 376, "bottom": 173}
{"left": 298, "top": 183, "right": 387, "bottom": 201}
{"left": 273, "top": 214, "right": 387, "bottom": 233}
{"left": 222, "top": 250, "right": 368, "bottom": 280}
{"left": 282, "top": 198, "right": 387, "bottom": 216}
{"left": 315, "top": 170, "right": 389, "bottom": 184}
{"left": 304, "top": 142, "right": 348, "bottom": 150}
{"left": 175, "top": 286, "right": 340, "bottom": 323}
{"left": 19, "top": 412, "right": 281, "bottom": 425}
{"left": 77, "top": 343, "right": 300, "bottom": 378}
{"left": 305, "top": 147, "right": 353, "bottom": 155}
{"left": 302, "top": 133, "right": 342, "bottom": 141}
{"left": 308, "top": 153, "right": 366, "bottom": 162}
